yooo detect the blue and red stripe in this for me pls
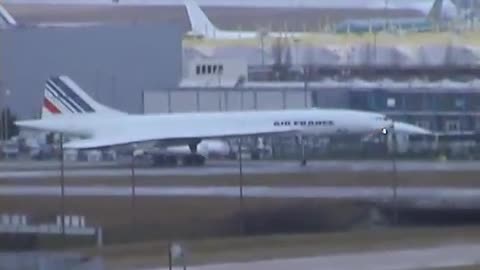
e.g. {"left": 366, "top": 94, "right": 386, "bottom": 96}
{"left": 43, "top": 97, "right": 61, "bottom": 114}
{"left": 50, "top": 77, "right": 95, "bottom": 113}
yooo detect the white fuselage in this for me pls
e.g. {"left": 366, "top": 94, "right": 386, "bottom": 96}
{"left": 19, "top": 109, "right": 391, "bottom": 143}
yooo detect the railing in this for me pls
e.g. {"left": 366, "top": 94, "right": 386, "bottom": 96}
{"left": 0, "top": 213, "right": 103, "bottom": 248}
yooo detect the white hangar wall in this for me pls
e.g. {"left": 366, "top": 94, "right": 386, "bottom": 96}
{"left": 142, "top": 88, "right": 316, "bottom": 113}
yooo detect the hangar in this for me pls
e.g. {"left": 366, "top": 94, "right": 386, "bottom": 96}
{"left": 0, "top": 24, "right": 182, "bottom": 118}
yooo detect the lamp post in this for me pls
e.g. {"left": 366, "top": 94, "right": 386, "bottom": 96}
{"left": 59, "top": 133, "right": 66, "bottom": 245}
{"left": 383, "top": 122, "right": 398, "bottom": 225}
{"left": 303, "top": 65, "right": 310, "bottom": 108}
{"left": 238, "top": 138, "right": 245, "bottom": 234}
{"left": 373, "top": 31, "right": 378, "bottom": 67}
{"left": 2, "top": 89, "right": 11, "bottom": 141}
{"left": 259, "top": 29, "right": 268, "bottom": 66}
{"left": 392, "top": 123, "right": 398, "bottom": 225}
{"left": 294, "top": 38, "right": 300, "bottom": 66}
{"left": 131, "top": 147, "right": 137, "bottom": 235}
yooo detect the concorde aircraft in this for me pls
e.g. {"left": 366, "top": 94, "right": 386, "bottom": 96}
{"left": 15, "top": 75, "right": 427, "bottom": 166}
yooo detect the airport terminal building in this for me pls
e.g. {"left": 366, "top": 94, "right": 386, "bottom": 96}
{"left": 144, "top": 58, "right": 480, "bottom": 135}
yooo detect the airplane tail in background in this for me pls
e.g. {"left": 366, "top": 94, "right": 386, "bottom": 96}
{"left": 42, "top": 75, "right": 124, "bottom": 118}
{"left": 184, "top": 0, "right": 218, "bottom": 38}
{"left": 427, "top": 0, "right": 444, "bottom": 22}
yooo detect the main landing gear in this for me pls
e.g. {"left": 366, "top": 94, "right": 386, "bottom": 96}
{"left": 183, "top": 142, "right": 206, "bottom": 166}
{"left": 152, "top": 154, "right": 179, "bottom": 167}
{"left": 181, "top": 154, "right": 206, "bottom": 166}
{"left": 296, "top": 135, "right": 307, "bottom": 166}
{"left": 151, "top": 142, "right": 206, "bottom": 167}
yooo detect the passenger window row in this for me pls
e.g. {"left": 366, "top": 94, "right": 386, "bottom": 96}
{"left": 274, "top": 121, "right": 334, "bottom": 126}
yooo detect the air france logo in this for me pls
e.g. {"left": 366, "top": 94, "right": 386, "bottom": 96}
{"left": 274, "top": 120, "right": 334, "bottom": 127}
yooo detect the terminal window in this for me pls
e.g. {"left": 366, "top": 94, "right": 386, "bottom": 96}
{"left": 445, "top": 120, "right": 460, "bottom": 132}
{"left": 196, "top": 64, "right": 223, "bottom": 75}
{"left": 387, "top": 97, "right": 396, "bottom": 108}
{"left": 454, "top": 98, "right": 466, "bottom": 109}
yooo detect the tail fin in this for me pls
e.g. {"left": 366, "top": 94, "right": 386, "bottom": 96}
{"left": 0, "top": 4, "right": 17, "bottom": 26}
{"left": 42, "top": 75, "right": 124, "bottom": 118}
{"left": 427, "top": 0, "right": 443, "bottom": 22}
{"left": 184, "top": 0, "right": 218, "bottom": 38}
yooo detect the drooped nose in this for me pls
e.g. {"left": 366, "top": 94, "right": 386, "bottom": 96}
{"left": 393, "top": 121, "right": 432, "bottom": 135}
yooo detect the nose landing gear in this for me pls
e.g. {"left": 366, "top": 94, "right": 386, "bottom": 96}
{"left": 296, "top": 135, "right": 307, "bottom": 166}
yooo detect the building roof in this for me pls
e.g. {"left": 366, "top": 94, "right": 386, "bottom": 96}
{"left": 243, "top": 79, "right": 480, "bottom": 92}
{"left": 3, "top": 3, "right": 423, "bottom": 32}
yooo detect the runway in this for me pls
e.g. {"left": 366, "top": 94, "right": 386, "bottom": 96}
{"left": 1, "top": 160, "right": 480, "bottom": 178}
{"left": 0, "top": 185, "right": 479, "bottom": 208}
{"left": 2, "top": 160, "right": 480, "bottom": 209}
{"left": 152, "top": 244, "right": 480, "bottom": 270}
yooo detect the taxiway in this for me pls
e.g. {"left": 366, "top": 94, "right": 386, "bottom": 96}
{"left": 1, "top": 160, "right": 480, "bottom": 178}
{"left": 0, "top": 185, "right": 478, "bottom": 209}
{"left": 153, "top": 243, "right": 480, "bottom": 270}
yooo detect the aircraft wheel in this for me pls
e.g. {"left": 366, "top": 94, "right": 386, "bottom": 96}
{"left": 153, "top": 154, "right": 177, "bottom": 167}
{"left": 192, "top": 154, "right": 206, "bottom": 166}
{"left": 300, "top": 159, "right": 307, "bottom": 166}
{"left": 251, "top": 150, "right": 260, "bottom": 160}
{"left": 182, "top": 154, "right": 205, "bottom": 166}
{"left": 165, "top": 155, "right": 178, "bottom": 166}
{"left": 153, "top": 155, "right": 166, "bottom": 166}
{"left": 182, "top": 155, "right": 193, "bottom": 166}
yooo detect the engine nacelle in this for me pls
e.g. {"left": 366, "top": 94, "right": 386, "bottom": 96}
{"left": 166, "top": 139, "right": 230, "bottom": 158}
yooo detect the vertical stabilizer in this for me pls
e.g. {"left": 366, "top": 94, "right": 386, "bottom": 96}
{"left": 184, "top": 0, "right": 218, "bottom": 38}
{"left": 427, "top": 0, "right": 444, "bottom": 22}
{"left": 42, "top": 75, "right": 124, "bottom": 118}
{"left": 0, "top": 4, "right": 17, "bottom": 26}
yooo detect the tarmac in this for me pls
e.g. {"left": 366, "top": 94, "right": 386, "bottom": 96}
{"left": 1, "top": 160, "right": 480, "bottom": 178}
{"left": 152, "top": 244, "right": 480, "bottom": 270}
{"left": 2, "top": 160, "right": 480, "bottom": 209}
{"left": 0, "top": 185, "right": 479, "bottom": 209}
